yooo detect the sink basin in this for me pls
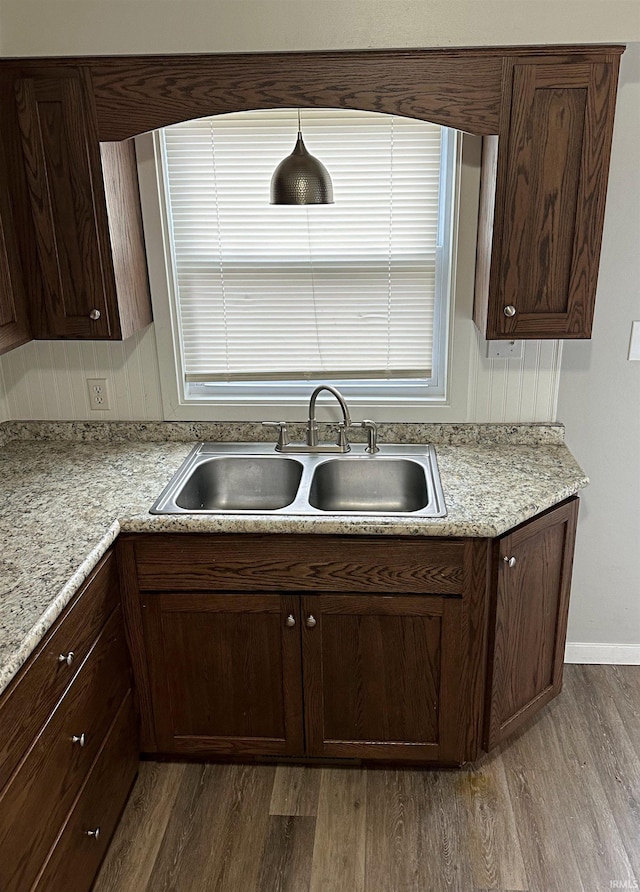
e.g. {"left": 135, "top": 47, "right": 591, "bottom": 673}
{"left": 308, "top": 458, "right": 429, "bottom": 513}
{"left": 175, "top": 456, "right": 303, "bottom": 511}
{"left": 150, "top": 443, "right": 446, "bottom": 517}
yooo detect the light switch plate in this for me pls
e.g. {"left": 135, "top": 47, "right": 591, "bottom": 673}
{"left": 628, "top": 321, "right": 640, "bottom": 361}
{"left": 486, "top": 340, "right": 523, "bottom": 359}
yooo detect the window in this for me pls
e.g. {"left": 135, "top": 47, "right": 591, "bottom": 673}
{"left": 153, "top": 107, "right": 458, "bottom": 408}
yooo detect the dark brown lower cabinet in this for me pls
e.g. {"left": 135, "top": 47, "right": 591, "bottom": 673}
{"left": 32, "top": 691, "right": 138, "bottom": 892}
{"left": 484, "top": 497, "right": 579, "bottom": 749}
{"left": 121, "top": 531, "right": 489, "bottom": 766}
{"left": 120, "top": 497, "right": 579, "bottom": 767}
{"left": 0, "top": 550, "right": 138, "bottom": 892}
{"left": 140, "top": 590, "right": 467, "bottom": 764}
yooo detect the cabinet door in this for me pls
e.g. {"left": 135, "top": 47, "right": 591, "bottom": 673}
{"left": 479, "top": 57, "right": 619, "bottom": 339}
{"left": 301, "top": 593, "right": 465, "bottom": 763}
{"left": 484, "top": 498, "right": 579, "bottom": 749}
{"left": 142, "top": 592, "right": 304, "bottom": 757}
{"left": 14, "top": 68, "right": 114, "bottom": 338}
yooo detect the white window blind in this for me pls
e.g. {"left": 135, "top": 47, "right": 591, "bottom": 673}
{"left": 161, "top": 108, "right": 444, "bottom": 383}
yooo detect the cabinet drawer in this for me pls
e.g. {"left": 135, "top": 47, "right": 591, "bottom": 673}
{"left": 33, "top": 690, "right": 138, "bottom": 892}
{"left": 0, "top": 607, "right": 130, "bottom": 892}
{"left": 0, "top": 550, "right": 119, "bottom": 789}
{"left": 133, "top": 534, "right": 466, "bottom": 595}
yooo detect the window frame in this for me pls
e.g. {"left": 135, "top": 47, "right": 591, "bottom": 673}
{"left": 136, "top": 126, "right": 481, "bottom": 423}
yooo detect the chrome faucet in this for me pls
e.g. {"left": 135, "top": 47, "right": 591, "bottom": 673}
{"left": 262, "top": 384, "right": 379, "bottom": 454}
{"left": 306, "top": 384, "right": 351, "bottom": 448}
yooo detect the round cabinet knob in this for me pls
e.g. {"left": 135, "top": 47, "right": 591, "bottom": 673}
{"left": 86, "top": 827, "right": 101, "bottom": 840}
{"left": 72, "top": 732, "right": 86, "bottom": 747}
{"left": 306, "top": 615, "right": 317, "bottom": 628}
{"left": 58, "top": 651, "right": 74, "bottom": 667}
{"left": 286, "top": 614, "right": 296, "bottom": 627}
{"left": 89, "top": 309, "right": 101, "bottom": 321}
{"left": 503, "top": 555, "right": 517, "bottom": 568}
{"left": 503, "top": 305, "right": 517, "bottom": 317}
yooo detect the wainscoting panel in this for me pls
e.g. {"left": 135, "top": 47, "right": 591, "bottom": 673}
{"left": 0, "top": 326, "right": 163, "bottom": 421}
{"left": 466, "top": 331, "right": 562, "bottom": 423}
{"left": 0, "top": 325, "right": 562, "bottom": 424}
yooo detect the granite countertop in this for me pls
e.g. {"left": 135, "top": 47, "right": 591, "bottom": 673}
{"left": 0, "top": 421, "right": 589, "bottom": 698}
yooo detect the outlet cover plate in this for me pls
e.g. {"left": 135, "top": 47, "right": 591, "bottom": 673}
{"left": 87, "top": 378, "right": 110, "bottom": 411}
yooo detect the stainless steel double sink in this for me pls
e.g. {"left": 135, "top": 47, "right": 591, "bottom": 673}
{"left": 151, "top": 442, "right": 446, "bottom": 517}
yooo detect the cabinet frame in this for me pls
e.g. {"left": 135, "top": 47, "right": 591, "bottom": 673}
{"left": 0, "top": 129, "right": 31, "bottom": 355}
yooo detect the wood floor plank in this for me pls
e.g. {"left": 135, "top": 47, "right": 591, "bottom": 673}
{"left": 93, "top": 762, "right": 186, "bottom": 892}
{"left": 563, "top": 666, "right": 640, "bottom": 883}
{"left": 309, "top": 768, "right": 367, "bottom": 892}
{"left": 416, "top": 771, "right": 479, "bottom": 891}
{"left": 269, "top": 765, "right": 322, "bottom": 816}
{"left": 365, "top": 768, "right": 475, "bottom": 891}
{"left": 504, "top": 765, "right": 586, "bottom": 892}
{"left": 458, "top": 755, "right": 527, "bottom": 891}
{"left": 256, "top": 815, "right": 316, "bottom": 892}
{"left": 490, "top": 684, "right": 591, "bottom": 771}
{"left": 602, "top": 665, "right": 640, "bottom": 761}
{"left": 91, "top": 667, "right": 640, "bottom": 892}
{"left": 507, "top": 704, "right": 635, "bottom": 892}
{"left": 145, "top": 763, "right": 275, "bottom": 892}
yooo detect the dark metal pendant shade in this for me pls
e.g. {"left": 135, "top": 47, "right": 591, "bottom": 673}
{"left": 270, "top": 132, "right": 334, "bottom": 205}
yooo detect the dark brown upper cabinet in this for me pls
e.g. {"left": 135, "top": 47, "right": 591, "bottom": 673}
{"left": 0, "top": 138, "right": 31, "bottom": 356}
{"left": 0, "top": 46, "right": 623, "bottom": 353}
{"left": 14, "top": 67, "right": 151, "bottom": 340}
{"left": 475, "top": 54, "right": 620, "bottom": 339}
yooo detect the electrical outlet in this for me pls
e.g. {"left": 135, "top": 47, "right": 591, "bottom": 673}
{"left": 87, "top": 378, "right": 110, "bottom": 411}
{"left": 486, "top": 340, "right": 523, "bottom": 359}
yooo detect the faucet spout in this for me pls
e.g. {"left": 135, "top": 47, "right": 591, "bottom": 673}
{"left": 307, "top": 384, "right": 352, "bottom": 447}
{"left": 263, "top": 384, "right": 377, "bottom": 454}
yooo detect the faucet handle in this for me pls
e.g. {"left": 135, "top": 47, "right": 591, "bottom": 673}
{"left": 262, "top": 421, "right": 290, "bottom": 451}
{"left": 335, "top": 423, "right": 351, "bottom": 451}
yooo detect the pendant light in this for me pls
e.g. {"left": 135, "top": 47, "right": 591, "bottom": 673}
{"left": 270, "top": 109, "right": 334, "bottom": 205}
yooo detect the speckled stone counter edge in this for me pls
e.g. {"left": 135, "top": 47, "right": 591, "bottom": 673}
{"left": 0, "top": 420, "right": 566, "bottom": 447}
{"left": 0, "top": 522, "right": 121, "bottom": 696}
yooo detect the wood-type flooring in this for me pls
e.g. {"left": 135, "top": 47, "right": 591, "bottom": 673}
{"left": 94, "top": 665, "right": 640, "bottom": 892}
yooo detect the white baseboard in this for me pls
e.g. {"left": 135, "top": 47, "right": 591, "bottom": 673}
{"left": 565, "top": 643, "right": 640, "bottom": 665}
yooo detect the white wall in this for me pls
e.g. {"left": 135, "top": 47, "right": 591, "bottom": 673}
{"left": 0, "top": 333, "right": 563, "bottom": 423}
{"left": 558, "top": 42, "right": 640, "bottom": 660}
{"left": 0, "top": 0, "right": 637, "bottom": 57}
